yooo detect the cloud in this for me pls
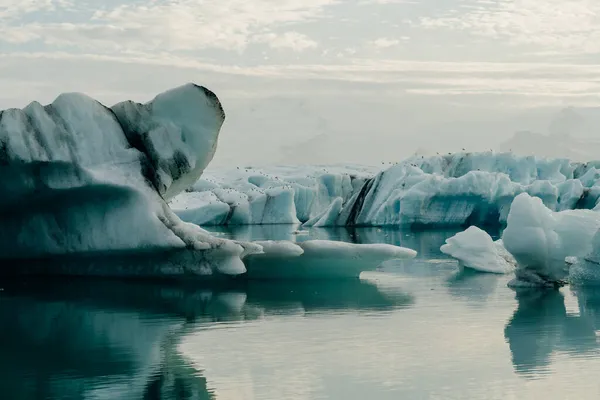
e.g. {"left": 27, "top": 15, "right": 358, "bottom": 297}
{"left": 253, "top": 32, "right": 318, "bottom": 52}
{"left": 0, "top": 0, "right": 71, "bottom": 19}
{"left": 5, "top": 51, "right": 600, "bottom": 104}
{"left": 0, "top": 0, "right": 336, "bottom": 52}
{"left": 419, "top": 0, "right": 600, "bottom": 54}
{"left": 371, "top": 38, "right": 400, "bottom": 48}
{"left": 360, "top": 0, "right": 418, "bottom": 4}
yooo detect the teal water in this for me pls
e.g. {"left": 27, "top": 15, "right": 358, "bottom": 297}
{"left": 2, "top": 227, "right": 600, "bottom": 399}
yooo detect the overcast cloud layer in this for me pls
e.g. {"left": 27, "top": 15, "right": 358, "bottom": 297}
{"left": 2, "top": 0, "right": 600, "bottom": 165}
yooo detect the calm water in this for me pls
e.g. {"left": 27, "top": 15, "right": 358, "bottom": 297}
{"left": 3, "top": 227, "right": 600, "bottom": 399}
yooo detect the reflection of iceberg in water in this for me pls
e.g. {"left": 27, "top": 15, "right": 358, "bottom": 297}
{"left": 0, "top": 280, "right": 216, "bottom": 399}
{"left": 0, "top": 277, "right": 410, "bottom": 398}
{"left": 445, "top": 269, "right": 503, "bottom": 305}
{"left": 504, "top": 288, "right": 600, "bottom": 377}
{"left": 242, "top": 279, "right": 413, "bottom": 314}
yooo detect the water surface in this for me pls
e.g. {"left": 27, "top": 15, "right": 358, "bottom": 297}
{"left": 2, "top": 227, "right": 600, "bottom": 399}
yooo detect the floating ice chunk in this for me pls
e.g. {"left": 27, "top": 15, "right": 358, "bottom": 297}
{"left": 440, "top": 226, "right": 516, "bottom": 274}
{"left": 243, "top": 240, "right": 417, "bottom": 280}
{"left": 503, "top": 193, "right": 600, "bottom": 287}
{"left": 251, "top": 241, "right": 304, "bottom": 257}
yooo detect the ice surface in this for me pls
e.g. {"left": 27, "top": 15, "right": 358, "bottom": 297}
{"left": 303, "top": 197, "right": 344, "bottom": 227}
{"left": 111, "top": 84, "right": 225, "bottom": 199}
{"left": 172, "top": 152, "right": 600, "bottom": 228}
{"left": 0, "top": 84, "right": 261, "bottom": 276}
{"left": 0, "top": 85, "right": 422, "bottom": 279}
{"left": 243, "top": 240, "right": 417, "bottom": 280}
{"left": 502, "top": 193, "right": 600, "bottom": 287}
{"left": 251, "top": 240, "right": 304, "bottom": 257}
{"left": 170, "top": 164, "right": 375, "bottom": 225}
{"left": 346, "top": 153, "right": 594, "bottom": 227}
{"left": 440, "top": 226, "right": 516, "bottom": 274}
{"left": 568, "top": 231, "right": 600, "bottom": 286}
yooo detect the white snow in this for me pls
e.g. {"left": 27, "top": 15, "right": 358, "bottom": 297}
{"left": 502, "top": 193, "right": 600, "bottom": 287}
{"left": 440, "top": 226, "right": 516, "bottom": 274}
{"left": 243, "top": 240, "right": 417, "bottom": 280}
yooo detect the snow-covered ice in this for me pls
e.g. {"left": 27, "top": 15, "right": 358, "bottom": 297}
{"left": 440, "top": 226, "right": 516, "bottom": 274}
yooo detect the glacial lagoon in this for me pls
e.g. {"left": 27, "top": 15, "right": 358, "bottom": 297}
{"left": 3, "top": 227, "right": 600, "bottom": 400}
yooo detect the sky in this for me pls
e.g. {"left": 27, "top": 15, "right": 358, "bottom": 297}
{"left": 2, "top": 0, "right": 600, "bottom": 166}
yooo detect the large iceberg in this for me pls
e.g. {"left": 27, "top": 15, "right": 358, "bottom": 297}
{"left": 170, "top": 164, "right": 376, "bottom": 225}
{"left": 0, "top": 84, "right": 416, "bottom": 279}
{"left": 171, "top": 152, "right": 600, "bottom": 228}
{"left": 0, "top": 83, "right": 254, "bottom": 276}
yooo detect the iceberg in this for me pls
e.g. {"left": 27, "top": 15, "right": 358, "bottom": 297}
{"left": 440, "top": 226, "right": 516, "bottom": 274}
{"left": 344, "top": 154, "right": 593, "bottom": 227}
{"left": 442, "top": 192, "right": 600, "bottom": 287}
{"left": 243, "top": 240, "right": 417, "bottom": 280}
{"left": 0, "top": 83, "right": 261, "bottom": 276}
{"left": 569, "top": 231, "right": 600, "bottom": 286}
{"left": 172, "top": 152, "right": 600, "bottom": 228}
{"left": 170, "top": 165, "right": 375, "bottom": 225}
{"left": 0, "top": 85, "right": 417, "bottom": 279}
{"left": 502, "top": 193, "right": 600, "bottom": 287}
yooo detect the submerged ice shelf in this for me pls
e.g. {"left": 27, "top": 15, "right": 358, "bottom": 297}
{"left": 171, "top": 152, "right": 600, "bottom": 228}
